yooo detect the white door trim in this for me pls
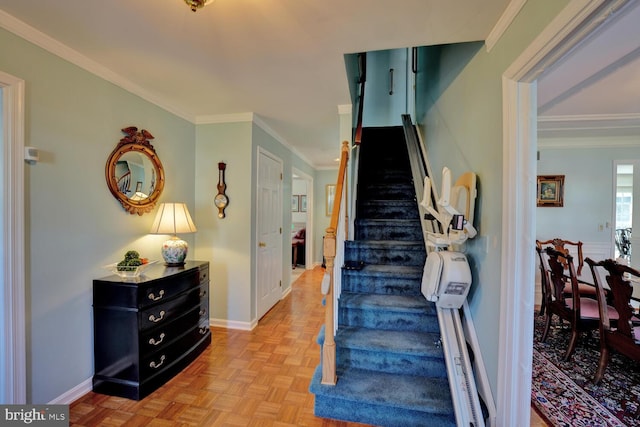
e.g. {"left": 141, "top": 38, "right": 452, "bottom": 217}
{"left": 498, "top": 0, "right": 631, "bottom": 424}
{"left": 1, "top": 70, "right": 26, "bottom": 404}
{"left": 292, "top": 167, "right": 313, "bottom": 270}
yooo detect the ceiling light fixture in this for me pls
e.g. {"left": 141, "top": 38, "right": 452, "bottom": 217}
{"left": 184, "top": 0, "right": 213, "bottom": 12}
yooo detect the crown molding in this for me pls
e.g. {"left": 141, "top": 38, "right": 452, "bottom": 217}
{"left": 538, "top": 133, "right": 640, "bottom": 149}
{"left": 0, "top": 9, "right": 194, "bottom": 122}
{"left": 485, "top": 0, "right": 527, "bottom": 53}
{"left": 539, "top": 113, "right": 640, "bottom": 123}
{"left": 538, "top": 113, "right": 640, "bottom": 137}
{"left": 194, "top": 112, "right": 254, "bottom": 124}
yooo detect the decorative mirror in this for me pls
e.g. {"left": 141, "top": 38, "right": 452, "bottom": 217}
{"left": 105, "top": 126, "right": 165, "bottom": 215}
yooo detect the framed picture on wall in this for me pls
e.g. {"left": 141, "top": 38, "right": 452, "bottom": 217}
{"left": 537, "top": 175, "right": 564, "bottom": 207}
{"left": 292, "top": 195, "right": 299, "bottom": 212}
{"left": 300, "top": 195, "right": 307, "bottom": 212}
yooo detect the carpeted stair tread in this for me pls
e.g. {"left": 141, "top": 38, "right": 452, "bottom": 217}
{"left": 336, "top": 327, "right": 443, "bottom": 357}
{"left": 350, "top": 264, "right": 423, "bottom": 276}
{"left": 312, "top": 125, "right": 454, "bottom": 425}
{"left": 340, "top": 293, "right": 435, "bottom": 314}
{"left": 338, "top": 293, "right": 439, "bottom": 333}
{"left": 342, "top": 265, "right": 423, "bottom": 296}
{"left": 344, "top": 240, "right": 426, "bottom": 267}
{"left": 357, "top": 199, "right": 419, "bottom": 220}
{"left": 346, "top": 240, "right": 424, "bottom": 249}
{"left": 310, "top": 366, "right": 455, "bottom": 421}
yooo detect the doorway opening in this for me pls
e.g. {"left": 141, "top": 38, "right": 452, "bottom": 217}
{"left": 291, "top": 167, "right": 313, "bottom": 285}
{"left": 614, "top": 162, "right": 634, "bottom": 261}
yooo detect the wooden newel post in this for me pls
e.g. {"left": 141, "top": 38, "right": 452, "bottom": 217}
{"left": 322, "top": 227, "right": 337, "bottom": 385}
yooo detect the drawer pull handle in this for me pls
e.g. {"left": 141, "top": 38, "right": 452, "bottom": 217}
{"left": 199, "top": 290, "right": 207, "bottom": 298}
{"left": 199, "top": 309, "right": 206, "bottom": 317}
{"left": 148, "top": 290, "right": 165, "bottom": 301}
{"left": 199, "top": 327, "right": 208, "bottom": 335}
{"left": 149, "top": 333, "right": 166, "bottom": 346}
{"left": 149, "top": 311, "right": 166, "bottom": 323}
{"left": 149, "top": 355, "right": 165, "bottom": 369}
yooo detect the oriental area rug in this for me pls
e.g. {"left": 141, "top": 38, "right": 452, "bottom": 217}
{"left": 532, "top": 316, "right": 640, "bottom": 426}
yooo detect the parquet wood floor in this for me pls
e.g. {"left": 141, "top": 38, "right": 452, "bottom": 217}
{"left": 70, "top": 266, "right": 367, "bottom": 426}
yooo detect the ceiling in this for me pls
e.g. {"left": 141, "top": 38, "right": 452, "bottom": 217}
{"left": 1, "top": 1, "right": 635, "bottom": 167}
{"left": 537, "top": 1, "right": 640, "bottom": 139}
{"left": 0, "top": 0, "right": 512, "bottom": 168}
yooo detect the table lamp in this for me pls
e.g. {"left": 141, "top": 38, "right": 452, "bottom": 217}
{"left": 150, "top": 202, "right": 197, "bottom": 266}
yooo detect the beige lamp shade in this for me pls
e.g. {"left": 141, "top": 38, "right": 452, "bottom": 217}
{"left": 150, "top": 203, "right": 197, "bottom": 265}
{"left": 150, "top": 203, "right": 197, "bottom": 235}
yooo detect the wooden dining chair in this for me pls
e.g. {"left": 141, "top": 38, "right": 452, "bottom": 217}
{"left": 541, "top": 247, "right": 601, "bottom": 360}
{"left": 535, "top": 245, "right": 551, "bottom": 316}
{"left": 537, "top": 238, "right": 585, "bottom": 274}
{"left": 586, "top": 257, "right": 640, "bottom": 384}
{"left": 536, "top": 239, "right": 596, "bottom": 316}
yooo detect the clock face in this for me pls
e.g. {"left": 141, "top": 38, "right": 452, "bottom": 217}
{"left": 214, "top": 193, "right": 228, "bottom": 208}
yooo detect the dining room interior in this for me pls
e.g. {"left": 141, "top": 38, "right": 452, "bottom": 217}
{"left": 532, "top": 1, "right": 640, "bottom": 424}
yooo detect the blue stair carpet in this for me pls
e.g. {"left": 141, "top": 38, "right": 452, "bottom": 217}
{"left": 310, "top": 127, "right": 456, "bottom": 426}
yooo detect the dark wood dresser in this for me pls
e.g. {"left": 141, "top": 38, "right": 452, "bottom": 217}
{"left": 92, "top": 260, "right": 211, "bottom": 400}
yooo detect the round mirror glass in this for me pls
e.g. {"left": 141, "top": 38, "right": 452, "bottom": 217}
{"left": 105, "top": 127, "right": 165, "bottom": 215}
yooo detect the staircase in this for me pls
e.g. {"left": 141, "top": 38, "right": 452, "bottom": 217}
{"left": 310, "top": 127, "right": 456, "bottom": 427}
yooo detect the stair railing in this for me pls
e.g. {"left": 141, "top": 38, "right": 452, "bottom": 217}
{"left": 321, "top": 140, "right": 350, "bottom": 385}
{"left": 354, "top": 53, "right": 366, "bottom": 145}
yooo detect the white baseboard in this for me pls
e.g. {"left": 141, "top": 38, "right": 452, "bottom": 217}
{"left": 209, "top": 317, "right": 257, "bottom": 331}
{"left": 49, "top": 377, "right": 92, "bottom": 405}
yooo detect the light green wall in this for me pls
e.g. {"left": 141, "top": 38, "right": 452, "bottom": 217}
{"left": 537, "top": 137, "right": 640, "bottom": 243}
{"left": 414, "top": 0, "right": 570, "bottom": 397}
{"left": 0, "top": 0, "right": 580, "bottom": 408}
{"left": 0, "top": 26, "right": 322, "bottom": 403}
{"left": 194, "top": 122, "right": 253, "bottom": 324}
{"left": 194, "top": 121, "right": 320, "bottom": 325}
{"left": 0, "top": 27, "right": 195, "bottom": 403}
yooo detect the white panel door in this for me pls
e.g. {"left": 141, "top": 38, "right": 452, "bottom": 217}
{"left": 256, "top": 148, "right": 283, "bottom": 319}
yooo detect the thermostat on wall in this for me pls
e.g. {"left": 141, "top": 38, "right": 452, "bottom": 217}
{"left": 24, "top": 146, "right": 39, "bottom": 164}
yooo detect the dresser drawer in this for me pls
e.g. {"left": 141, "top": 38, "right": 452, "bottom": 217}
{"left": 139, "top": 286, "right": 202, "bottom": 331}
{"left": 140, "top": 272, "right": 201, "bottom": 309}
{"left": 140, "top": 304, "right": 203, "bottom": 354}
{"left": 94, "top": 263, "right": 207, "bottom": 309}
{"left": 141, "top": 326, "right": 209, "bottom": 379}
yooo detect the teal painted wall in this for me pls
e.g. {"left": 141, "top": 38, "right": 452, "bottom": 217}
{"left": 414, "top": 0, "right": 570, "bottom": 397}
{"left": 363, "top": 49, "right": 409, "bottom": 127}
